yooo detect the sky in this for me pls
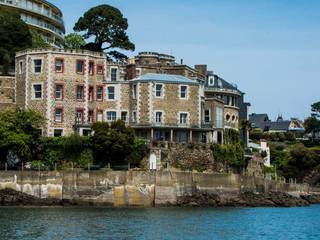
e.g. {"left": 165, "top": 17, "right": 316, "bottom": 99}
{"left": 51, "top": 0, "right": 320, "bottom": 120}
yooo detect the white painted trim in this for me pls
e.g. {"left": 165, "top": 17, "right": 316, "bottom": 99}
{"left": 179, "top": 85, "right": 189, "bottom": 100}
{"left": 31, "top": 82, "right": 44, "bottom": 100}
{"left": 154, "top": 110, "right": 165, "bottom": 124}
{"left": 25, "top": 56, "right": 29, "bottom": 108}
{"left": 105, "top": 110, "right": 117, "bottom": 122}
{"left": 106, "top": 85, "right": 117, "bottom": 101}
{"left": 31, "top": 57, "right": 44, "bottom": 74}
{"left": 136, "top": 83, "right": 141, "bottom": 123}
{"left": 109, "top": 66, "right": 119, "bottom": 82}
{"left": 148, "top": 82, "right": 153, "bottom": 123}
{"left": 84, "top": 56, "right": 89, "bottom": 124}
{"left": 178, "top": 111, "right": 190, "bottom": 126}
{"left": 154, "top": 83, "right": 165, "bottom": 98}
{"left": 46, "top": 53, "right": 52, "bottom": 136}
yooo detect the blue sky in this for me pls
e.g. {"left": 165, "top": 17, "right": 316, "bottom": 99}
{"left": 51, "top": 0, "right": 320, "bottom": 120}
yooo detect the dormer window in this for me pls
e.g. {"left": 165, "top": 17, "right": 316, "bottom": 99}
{"left": 208, "top": 76, "right": 214, "bottom": 86}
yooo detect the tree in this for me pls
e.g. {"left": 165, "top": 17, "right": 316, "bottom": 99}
{"left": 30, "top": 30, "right": 50, "bottom": 48}
{"left": 0, "top": 109, "right": 44, "bottom": 165}
{"left": 64, "top": 33, "right": 86, "bottom": 49}
{"left": 92, "top": 120, "right": 135, "bottom": 166}
{"left": 74, "top": 4, "right": 135, "bottom": 61}
{"left": 0, "top": 7, "right": 32, "bottom": 75}
{"left": 304, "top": 116, "right": 320, "bottom": 141}
{"left": 311, "top": 101, "right": 320, "bottom": 117}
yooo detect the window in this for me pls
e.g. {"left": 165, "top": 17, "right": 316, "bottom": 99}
{"left": 55, "top": 59, "right": 64, "bottom": 73}
{"left": 88, "top": 110, "right": 94, "bottom": 124}
{"left": 155, "top": 84, "right": 163, "bottom": 97}
{"left": 32, "top": 84, "right": 42, "bottom": 99}
{"left": 88, "top": 86, "right": 94, "bottom": 101}
{"left": 208, "top": 76, "right": 214, "bottom": 86}
{"left": 204, "top": 110, "right": 210, "bottom": 123}
{"left": 106, "top": 111, "right": 117, "bottom": 121}
{"left": 156, "top": 112, "right": 162, "bottom": 123}
{"left": 180, "top": 86, "right": 187, "bottom": 99}
{"left": 121, "top": 111, "right": 128, "bottom": 121}
{"left": 89, "top": 61, "right": 94, "bottom": 75}
{"left": 76, "top": 60, "right": 84, "bottom": 74}
{"left": 55, "top": 84, "right": 63, "bottom": 100}
{"left": 76, "top": 85, "right": 84, "bottom": 100}
{"left": 111, "top": 68, "right": 117, "bottom": 81}
{"left": 54, "top": 129, "right": 63, "bottom": 137}
{"left": 34, "top": 59, "right": 42, "bottom": 73}
{"left": 180, "top": 113, "right": 188, "bottom": 124}
{"left": 136, "top": 68, "right": 141, "bottom": 77}
{"left": 216, "top": 107, "right": 223, "bottom": 128}
{"left": 96, "top": 86, "right": 103, "bottom": 101}
{"left": 55, "top": 108, "right": 63, "bottom": 122}
{"left": 97, "top": 65, "right": 104, "bottom": 75}
{"left": 132, "top": 111, "right": 137, "bottom": 122}
{"left": 19, "top": 61, "right": 23, "bottom": 74}
{"left": 76, "top": 109, "right": 84, "bottom": 125}
{"left": 132, "top": 84, "right": 137, "bottom": 99}
{"left": 97, "top": 111, "right": 103, "bottom": 122}
{"left": 107, "top": 86, "right": 115, "bottom": 100}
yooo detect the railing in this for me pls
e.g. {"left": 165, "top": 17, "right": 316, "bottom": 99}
{"left": 0, "top": 1, "right": 64, "bottom": 26}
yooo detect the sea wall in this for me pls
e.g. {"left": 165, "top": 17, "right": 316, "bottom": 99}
{"left": 0, "top": 170, "right": 310, "bottom": 207}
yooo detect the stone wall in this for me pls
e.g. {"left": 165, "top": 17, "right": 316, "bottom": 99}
{"left": 0, "top": 170, "right": 310, "bottom": 207}
{"left": 0, "top": 76, "right": 15, "bottom": 110}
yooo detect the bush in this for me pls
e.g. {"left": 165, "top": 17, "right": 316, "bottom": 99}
{"left": 211, "top": 143, "right": 246, "bottom": 169}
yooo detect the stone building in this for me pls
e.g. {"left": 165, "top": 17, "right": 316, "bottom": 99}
{"left": 131, "top": 52, "right": 249, "bottom": 132}
{"left": 15, "top": 48, "right": 126, "bottom": 136}
{"left": 0, "top": 0, "right": 65, "bottom": 46}
{"left": 0, "top": 76, "right": 16, "bottom": 111}
{"left": 14, "top": 48, "right": 225, "bottom": 143}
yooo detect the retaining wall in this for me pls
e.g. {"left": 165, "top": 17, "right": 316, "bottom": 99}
{"left": 0, "top": 170, "right": 309, "bottom": 207}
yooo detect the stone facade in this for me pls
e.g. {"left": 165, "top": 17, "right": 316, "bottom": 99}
{"left": 14, "top": 48, "right": 249, "bottom": 143}
{"left": 0, "top": 76, "right": 15, "bottom": 110}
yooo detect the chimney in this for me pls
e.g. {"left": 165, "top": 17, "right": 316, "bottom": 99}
{"left": 126, "top": 63, "right": 136, "bottom": 80}
{"left": 194, "top": 64, "right": 207, "bottom": 79}
{"left": 180, "top": 59, "right": 183, "bottom": 65}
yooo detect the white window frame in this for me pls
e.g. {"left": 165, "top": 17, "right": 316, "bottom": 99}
{"left": 204, "top": 109, "right": 210, "bottom": 123}
{"left": 55, "top": 84, "right": 63, "bottom": 100}
{"left": 136, "top": 68, "right": 141, "bottom": 77}
{"left": 32, "top": 83, "right": 43, "bottom": 100}
{"left": 155, "top": 84, "right": 164, "bottom": 98}
{"left": 53, "top": 129, "right": 64, "bottom": 137}
{"left": 18, "top": 60, "right": 23, "bottom": 74}
{"left": 55, "top": 59, "right": 63, "bottom": 73}
{"left": 110, "top": 67, "right": 118, "bottom": 82}
{"left": 33, "top": 59, "right": 42, "bottom": 74}
{"left": 121, "top": 111, "right": 128, "bottom": 122}
{"left": 55, "top": 108, "right": 62, "bottom": 122}
{"left": 208, "top": 76, "right": 214, "bottom": 86}
{"left": 107, "top": 86, "right": 115, "bottom": 100}
{"left": 97, "top": 111, "right": 103, "bottom": 122}
{"left": 179, "top": 85, "right": 188, "bottom": 99}
{"left": 179, "top": 112, "right": 189, "bottom": 125}
{"left": 106, "top": 111, "right": 117, "bottom": 121}
{"left": 132, "top": 84, "right": 137, "bottom": 99}
{"left": 155, "top": 111, "right": 163, "bottom": 124}
{"left": 132, "top": 111, "right": 137, "bottom": 122}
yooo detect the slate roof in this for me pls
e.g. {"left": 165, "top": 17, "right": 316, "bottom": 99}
{"left": 206, "top": 75, "right": 239, "bottom": 91}
{"left": 136, "top": 73, "right": 198, "bottom": 85}
{"left": 249, "top": 113, "right": 270, "bottom": 129}
{"left": 263, "top": 121, "right": 291, "bottom": 131}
